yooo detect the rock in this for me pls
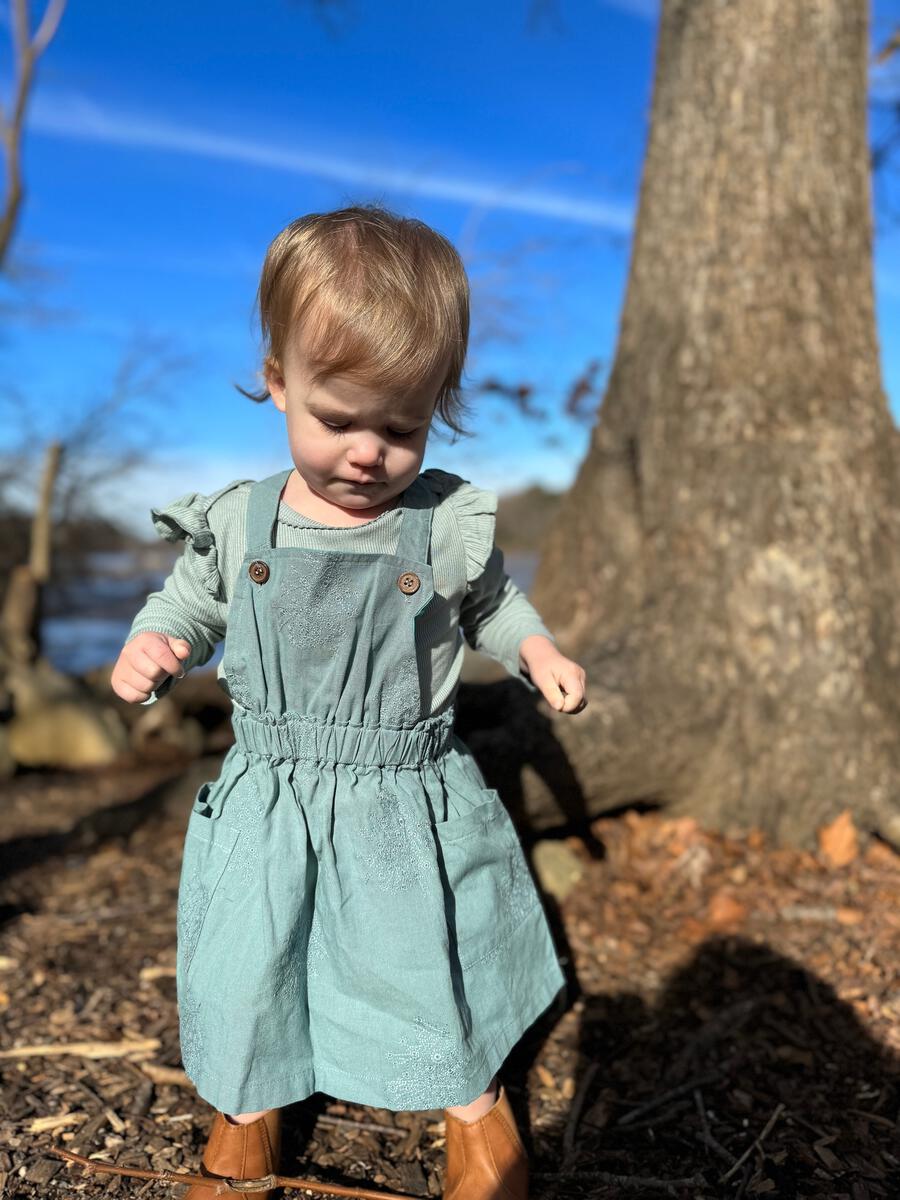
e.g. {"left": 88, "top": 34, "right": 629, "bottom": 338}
{"left": 8, "top": 699, "right": 129, "bottom": 769}
{"left": 83, "top": 665, "right": 233, "bottom": 752}
{"left": 6, "top": 656, "right": 82, "bottom": 714}
{"left": 531, "top": 839, "right": 585, "bottom": 901}
{"left": 131, "top": 697, "right": 206, "bottom": 757}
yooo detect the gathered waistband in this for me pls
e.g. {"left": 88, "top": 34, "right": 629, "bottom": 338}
{"left": 230, "top": 703, "right": 456, "bottom": 767}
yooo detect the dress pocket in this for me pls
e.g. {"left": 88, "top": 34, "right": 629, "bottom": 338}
{"left": 431, "top": 788, "right": 510, "bottom": 844}
{"left": 431, "top": 789, "right": 540, "bottom": 968}
{"left": 176, "top": 786, "right": 241, "bottom": 984}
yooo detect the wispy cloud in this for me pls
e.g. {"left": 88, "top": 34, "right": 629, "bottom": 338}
{"left": 43, "top": 241, "right": 260, "bottom": 280}
{"left": 31, "top": 90, "right": 635, "bottom": 233}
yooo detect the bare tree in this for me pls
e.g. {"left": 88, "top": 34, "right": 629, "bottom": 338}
{"left": 0, "top": 0, "right": 68, "bottom": 271}
{"left": 0, "top": 335, "right": 188, "bottom": 664}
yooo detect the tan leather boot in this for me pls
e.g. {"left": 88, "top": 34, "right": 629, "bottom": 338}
{"left": 183, "top": 1108, "right": 282, "bottom": 1198}
{"left": 443, "top": 1082, "right": 528, "bottom": 1200}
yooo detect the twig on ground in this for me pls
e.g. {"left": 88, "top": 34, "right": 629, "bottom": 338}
{"left": 315, "top": 1114, "right": 408, "bottom": 1138}
{"left": 562, "top": 1061, "right": 601, "bottom": 1158}
{"left": 0, "top": 1038, "right": 160, "bottom": 1060}
{"left": 616, "top": 1073, "right": 720, "bottom": 1126}
{"left": 695, "top": 1130, "right": 737, "bottom": 1165}
{"left": 693, "top": 1087, "right": 711, "bottom": 1145}
{"left": 719, "top": 1102, "right": 785, "bottom": 1184}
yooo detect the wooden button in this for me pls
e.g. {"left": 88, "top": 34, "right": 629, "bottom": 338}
{"left": 249, "top": 560, "right": 270, "bottom": 584}
{"left": 397, "top": 571, "right": 420, "bottom": 594}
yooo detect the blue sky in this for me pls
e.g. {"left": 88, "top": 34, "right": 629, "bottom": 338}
{"left": 4, "top": 0, "right": 900, "bottom": 533}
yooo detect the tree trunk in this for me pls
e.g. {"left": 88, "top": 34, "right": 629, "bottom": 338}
{"left": 528, "top": 0, "right": 900, "bottom": 846}
{"left": 1, "top": 440, "right": 61, "bottom": 666}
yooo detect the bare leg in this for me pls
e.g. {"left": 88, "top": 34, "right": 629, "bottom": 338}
{"left": 225, "top": 1108, "right": 274, "bottom": 1125}
{"left": 445, "top": 1074, "right": 499, "bottom": 1123}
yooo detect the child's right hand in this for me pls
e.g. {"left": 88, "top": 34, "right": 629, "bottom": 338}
{"left": 110, "top": 632, "right": 192, "bottom": 703}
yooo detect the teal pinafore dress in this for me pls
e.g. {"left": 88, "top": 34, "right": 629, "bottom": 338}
{"left": 175, "top": 469, "right": 566, "bottom": 1114}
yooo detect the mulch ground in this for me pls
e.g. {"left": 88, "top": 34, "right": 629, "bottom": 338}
{"left": 0, "top": 756, "right": 898, "bottom": 1200}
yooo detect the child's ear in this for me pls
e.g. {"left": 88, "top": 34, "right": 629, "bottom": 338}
{"left": 265, "top": 357, "right": 287, "bottom": 412}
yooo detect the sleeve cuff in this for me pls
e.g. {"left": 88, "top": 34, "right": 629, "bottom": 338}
{"left": 498, "top": 629, "right": 558, "bottom": 692}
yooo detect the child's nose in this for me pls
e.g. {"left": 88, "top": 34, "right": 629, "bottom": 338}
{"left": 348, "top": 433, "right": 386, "bottom": 465}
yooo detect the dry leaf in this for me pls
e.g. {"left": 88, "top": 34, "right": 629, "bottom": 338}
{"left": 864, "top": 840, "right": 900, "bottom": 869}
{"left": 836, "top": 906, "right": 864, "bottom": 926}
{"left": 535, "top": 1064, "right": 556, "bottom": 1090}
{"left": 707, "top": 889, "right": 748, "bottom": 929}
{"left": 818, "top": 809, "right": 858, "bottom": 867}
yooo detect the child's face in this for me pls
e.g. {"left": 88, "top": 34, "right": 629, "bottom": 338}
{"left": 266, "top": 333, "right": 442, "bottom": 513}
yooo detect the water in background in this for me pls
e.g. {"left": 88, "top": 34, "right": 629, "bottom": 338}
{"left": 43, "top": 548, "right": 540, "bottom": 677}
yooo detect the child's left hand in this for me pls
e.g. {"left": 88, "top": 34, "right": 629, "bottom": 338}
{"left": 519, "top": 635, "right": 588, "bottom": 714}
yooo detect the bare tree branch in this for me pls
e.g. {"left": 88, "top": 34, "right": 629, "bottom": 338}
{"left": 873, "top": 26, "right": 900, "bottom": 66}
{"left": 0, "top": 0, "right": 68, "bottom": 270}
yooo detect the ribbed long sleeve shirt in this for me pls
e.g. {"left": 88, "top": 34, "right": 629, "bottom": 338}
{"left": 126, "top": 468, "right": 556, "bottom": 711}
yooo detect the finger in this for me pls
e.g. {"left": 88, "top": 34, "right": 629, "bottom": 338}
{"left": 112, "top": 667, "right": 153, "bottom": 703}
{"left": 128, "top": 649, "right": 173, "bottom": 687}
{"left": 140, "top": 640, "right": 187, "bottom": 679}
{"left": 118, "top": 661, "right": 163, "bottom": 694}
{"left": 114, "top": 679, "right": 151, "bottom": 704}
{"left": 555, "top": 678, "right": 587, "bottom": 712}
{"left": 555, "top": 670, "right": 584, "bottom": 703}
{"left": 165, "top": 637, "right": 191, "bottom": 662}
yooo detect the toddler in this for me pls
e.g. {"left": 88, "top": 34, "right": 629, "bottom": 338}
{"left": 112, "top": 205, "right": 587, "bottom": 1200}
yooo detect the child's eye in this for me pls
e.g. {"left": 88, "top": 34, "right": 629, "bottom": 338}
{"left": 319, "top": 420, "right": 417, "bottom": 440}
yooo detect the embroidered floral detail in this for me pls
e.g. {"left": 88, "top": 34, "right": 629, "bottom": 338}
{"left": 499, "top": 843, "right": 539, "bottom": 928}
{"left": 178, "top": 986, "right": 204, "bottom": 1076}
{"left": 271, "top": 915, "right": 309, "bottom": 1004}
{"left": 376, "top": 650, "right": 421, "bottom": 727}
{"left": 457, "top": 842, "right": 539, "bottom": 970}
{"left": 222, "top": 774, "right": 267, "bottom": 893}
{"left": 227, "top": 836, "right": 260, "bottom": 894}
{"left": 228, "top": 772, "right": 268, "bottom": 821}
{"left": 383, "top": 1015, "right": 474, "bottom": 1109}
{"left": 306, "top": 907, "right": 328, "bottom": 981}
{"left": 271, "top": 558, "right": 362, "bottom": 654}
{"left": 177, "top": 876, "right": 211, "bottom": 977}
{"left": 222, "top": 665, "right": 257, "bottom": 712}
{"left": 354, "top": 788, "right": 432, "bottom": 892}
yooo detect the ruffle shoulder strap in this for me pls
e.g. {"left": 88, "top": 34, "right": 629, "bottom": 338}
{"left": 149, "top": 479, "right": 252, "bottom": 598}
{"left": 420, "top": 468, "right": 498, "bottom": 584}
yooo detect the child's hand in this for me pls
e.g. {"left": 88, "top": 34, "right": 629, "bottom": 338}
{"left": 110, "top": 632, "right": 192, "bottom": 704}
{"left": 519, "top": 635, "right": 588, "bottom": 714}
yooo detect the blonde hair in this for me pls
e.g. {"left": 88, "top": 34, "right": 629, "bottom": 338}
{"left": 239, "top": 204, "right": 473, "bottom": 440}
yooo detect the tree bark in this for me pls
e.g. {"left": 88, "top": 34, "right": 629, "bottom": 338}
{"left": 1, "top": 441, "right": 61, "bottom": 666}
{"left": 529, "top": 0, "right": 900, "bottom": 846}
